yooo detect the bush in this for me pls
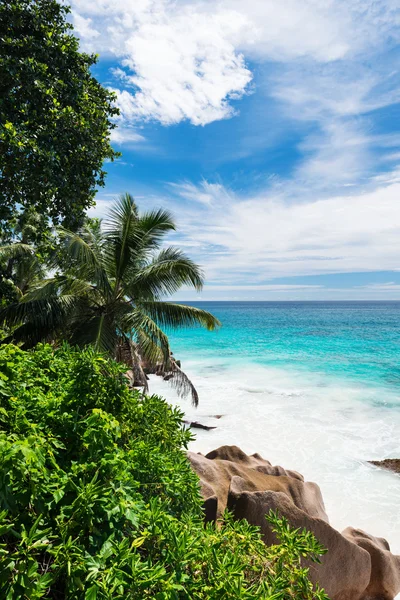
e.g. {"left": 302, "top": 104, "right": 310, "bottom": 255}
{"left": 0, "top": 344, "right": 329, "bottom": 599}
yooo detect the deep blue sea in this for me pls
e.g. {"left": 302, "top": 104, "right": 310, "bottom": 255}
{"left": 151, "top": 301, "right": 400, "bottom": 553}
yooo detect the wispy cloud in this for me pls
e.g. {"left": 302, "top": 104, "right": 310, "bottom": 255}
{"left": 75, "top": 0, "right": 400, "bottom": 299}
{"left": 164, "top": 178, "right": 400, "bottom": 282}
{"left": 167, "top": 180, "right": 232, "bottom": 206}
{"left": 358, "top": 282, "right": 400, "bottom": 290}
{"left": 87, "top": 176, "right": 400, "bottom": 299}
{"left": 199, "top": 284, "right": 323, "bottom": 291}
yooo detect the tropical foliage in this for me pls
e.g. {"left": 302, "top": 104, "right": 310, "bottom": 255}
{"left": 0, "top": 343, "right": 329, "bottom": 599}
{"left": 0, "top": 194, "right": 220, "bottom": 404}
{"left": 0, "top": 209, "right": 50, "bottom": 307}
{"left": 0, "top": 0, "right": 119, "bottom": 238}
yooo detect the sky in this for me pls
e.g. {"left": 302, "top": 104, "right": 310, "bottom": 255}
{"left": 69, "top": 0, "right": 400, "bottom": 300}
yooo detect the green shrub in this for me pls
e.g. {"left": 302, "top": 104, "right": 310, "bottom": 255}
{"left": 0, "top": 344, "right": 329, "bottom": 599}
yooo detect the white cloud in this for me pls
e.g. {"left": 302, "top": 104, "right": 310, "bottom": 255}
{"left": 73, "top": 0, "right": 400, "bottom": 300}
{"left": 110, "top": 127, "right": 145, "bottom": 145}
{"left": 69, "top": 0, "right": 400, "bottom": 128}
{"left": 65, "top": 0, "right": 400, "bottom": 208}
{"left": 171, "top": 283, "right": 400, "bottom": 301}
{"left": 166, "top": 179, "right": 400, "bottom": 282}
{"left": 359, "top": 282, "right": 400, "bottom": 290}
{"left": 71, "top": 0, "right": 252, "bottom": 126}
{"left": 72, "top": 12, "right": 100, "bottom": 46}
{"left": 294, "top": 120, "right": 372, "bottom": 188}
{"left": 225, "top": 0, "right": 351, "bottom": 62}
{"left": 271, "top": 66, "right": 377, "bottom": 121}
{"left": 86, "top": 199, "right": 113, "bottom": 219}
{"left": 201, "top": 284, "right": 323, "bottom": 291}
{"left": 117, "top": 9, "right": 252, "bottom": 125}
{"left": 87, "top": 177, "right": 400, "bottom": 300}
{"left": 167, "top": 180, "right": 232, "bottom": 205}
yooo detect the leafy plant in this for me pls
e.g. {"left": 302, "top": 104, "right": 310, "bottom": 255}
{"left": 0, "top": 343, "right": 329, "bottom": 599}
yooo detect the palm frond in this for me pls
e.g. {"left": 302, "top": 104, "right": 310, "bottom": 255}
{"left": 0, "top": 243, "right": 35, "bottom": 262}
{"left": 69, "top": 314, "right": 118, "bottom": 354}
{"left": 136, "top": 208, "right": 176, "bottom": 252}
{"left": 0, "top": 295, "right": 81, "bottom": 347}
{"left": 56, "top": 227, "right": 112, "bottom": 298}
{"left": 106, "top": 193, "right": 138, "bottom": 227}
{"left": 56, "top": 227, "right": 97, "bottom": 269}
{"left": 104, "top": 194, "right": 142, "bottom": 284}
{"left": 23, "top": 277, "right": 64, "bottom": 299}
{"left": 1, "top": 321, "right": 52, "bottom": 348}
{"left": 121, "top": 308, "right": 172, "bottom": 367}
{"left": 167, "top": 359, "right": 199, "bottom": 407}
{"left": 134, "top": 324, "right": 199, "bottom": 405}
{"left": 26, "top": 276, "right": 95, "bottom": 301}
{"left": 126, "top": 247, "right": 204, "bottom": 299}
{"left": 137, "top": 329, "right": 164, "bottom": 367}
{"left": 13, "top": 255, "right": 45, "bottom": 295}
{"left": 0, "top": 277, "right": 23, "bottom": 300}
{"left": 0, "top": 243, "right": 44, "bottom": 296}
{"left": 124, "top": 310, "right": 200, "bottom": 405}
{"left": 139, "top": 301, "right": 221, "bottom": 331}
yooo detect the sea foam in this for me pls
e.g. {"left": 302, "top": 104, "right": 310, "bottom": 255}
{"left": 150, "top": 358, "right": 400, "bottom": 555}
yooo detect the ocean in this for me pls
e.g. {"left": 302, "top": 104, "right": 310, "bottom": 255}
{"left": 149, "top": 301, "right": 400, "bottom": 554}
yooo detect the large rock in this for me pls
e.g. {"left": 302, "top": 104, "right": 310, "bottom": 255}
{"left": 188, "top": 445, "right": 328, "bottom": 522}
{"left": 343, "top": 528, "right": 400, "bottom": 600}
{"left": 227, "top": 480, "right": 371, "bottom": 600}
{"left": 189, "top": 445, "right": 400, "bottom": 600}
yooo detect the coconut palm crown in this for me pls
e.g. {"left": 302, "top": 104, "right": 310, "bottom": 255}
{"left": 0, "top": 194, "right": 221, "bottom": 405}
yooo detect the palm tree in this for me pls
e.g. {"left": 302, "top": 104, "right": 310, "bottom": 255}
{"left": 0, "top": 210, "right": 47, "bottom": 305}
{"left": 0, "top": 244, "right": 45, "bottom": 300}
{"left": 0, "top": 194, "right": 220, "bottom": 405}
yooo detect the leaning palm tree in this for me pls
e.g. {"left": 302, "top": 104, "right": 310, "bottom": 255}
{"left": 0, "top": 194, "right": 220, "bottom": 405}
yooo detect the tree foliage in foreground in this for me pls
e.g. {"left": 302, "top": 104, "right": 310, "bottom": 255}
{"left": 0, "top": 194, "right": 221, "bottom": 405}
{"left": 0, "top": 0, "right": 119, "bottom": 236}
{"left": 0, "top": 344, "right": 329, "bottom": 599}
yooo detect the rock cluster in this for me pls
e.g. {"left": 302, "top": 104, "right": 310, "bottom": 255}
{"left": 188, "top": 445, "right": 400, "bottom": 600}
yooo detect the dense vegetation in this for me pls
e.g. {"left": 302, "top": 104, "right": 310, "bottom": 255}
{"left": 0, "top": 344, "right": 329, "bottom": 599}
{"left": 0, "top": 209, "right": 51, "bottom": 308}
{"left": 0, "top": 0, "right": 119, "bottom": 238}
{"left": 1, "top": 2, "right": 329, "bottom": 597}
{"left": 0, "top": 195, "right": 220, "bottom": 404}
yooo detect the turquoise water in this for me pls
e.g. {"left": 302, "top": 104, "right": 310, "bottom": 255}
{"left": 152, "top": 301, "right": 400, "bottom": 554}
{"left": 168, "top": 301, "right": 400, "bottom": 405}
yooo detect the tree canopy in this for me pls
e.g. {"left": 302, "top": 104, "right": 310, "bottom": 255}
{"left": 0, "top": 0, "right": 120, "bottom": 238}
{"left": 0, "top": 194, "right": 221, "bottom": 404}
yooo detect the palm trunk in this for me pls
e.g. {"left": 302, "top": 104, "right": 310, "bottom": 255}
{"left": 115, "top": 338, "right": 149, "bottom": 393}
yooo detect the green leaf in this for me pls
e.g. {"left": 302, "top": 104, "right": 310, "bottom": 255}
{"left": 85, "top": 585, "right": 98, "bottom": 600}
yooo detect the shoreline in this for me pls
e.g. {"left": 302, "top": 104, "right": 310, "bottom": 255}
{"left": 148, "top": 359, "right": 400, "bottom": 555}
{"left": 190, "top": 444, "right": 400, "bottom": 600}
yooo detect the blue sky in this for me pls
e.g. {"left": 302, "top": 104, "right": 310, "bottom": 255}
{"left": 70, "top": 0, "right": 400, "bottom": 300}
